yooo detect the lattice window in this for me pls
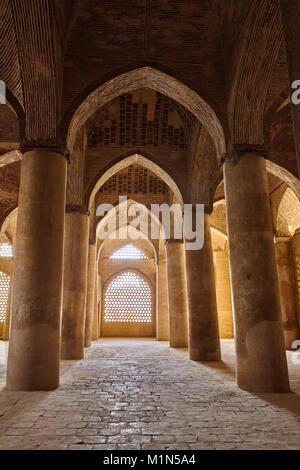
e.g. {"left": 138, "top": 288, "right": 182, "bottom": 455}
{"left": 110, "top": 244, "right": 147, "bottom": 260}
{"left": 104, "top": 272, "right": 152, "bottom": 323}
{"left": 0, "top": 243, "right": 13, "bottom": 258}
{"left": 0, "top": 271, "right": 10, "bottom": 323}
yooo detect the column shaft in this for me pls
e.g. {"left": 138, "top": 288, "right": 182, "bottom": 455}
{"left": 92, "top": 272, "right": 99, "bottom": 341}
{"left": 61, "top": 212, "right": 89, "bottom": 359}
{"left": 2, "top": 279, "right": 12, "bottom": 341}
{"left": 185, "top": 214, "right": 221, "bottom": 361}
{"left": 85, "top": 244, "right": 96, "bottom": 347}
{"left": 291, "top": 228, "right": 300, "bottom": 329}
{"left": 156, "top": 260, "right": 169, "bottom": 341}
{"left": 6, "top": 150, "right": 66, "bottom": 390}
{"left": 165, "top": 241, "right": 188, "bottom": 348}
{"left": 213, "top": 250, "right": 234, "bottom": 339}
{"left": 275, "top": 238, "right": 299, "bottom": 349}
{"left": 98, "top": 275, "right": 102, "bottom": 337}
{"left": 224, "top": 154, "right": 289, "bottom": 392}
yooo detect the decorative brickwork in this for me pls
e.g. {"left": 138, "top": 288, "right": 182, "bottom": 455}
{"left": 98, "top": 163, "right": 169, "bottom": 195}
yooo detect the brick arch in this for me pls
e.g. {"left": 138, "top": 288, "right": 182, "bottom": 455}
{"left": 228, "top": 0, "right": 282, "bottom": 145}
{"left": 213, "top": 160, "right": 300, "bottom": 203}
{"left": 266, "top": 160, "right": 300, "bottom": 201}
{"left": 98, "top": 228, "right": 157, "bottom": 263}
{"left": 89, "top": 153, "right": 184, "bottom": 210}
{"left": 0, "top": 206, "right": 18, "bottom": 242}
{"left": 96, "top": 198, "right": 162, "bottom": 259}
{"left": 67, "top": 67, "right": 226, "bottom": 160}
{"left": 276, "top": 187, "right": 300, "bottom": 237}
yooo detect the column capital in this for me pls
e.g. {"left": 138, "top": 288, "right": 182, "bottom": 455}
{"left": 21, "top": 145, "right": 68, "bottom": 160}
{"left": 274, "top": 236, "right": 291, "bottom": 243}
{"left": 165, "top": 238, "right": 184, "bottom": 245}
{"left": 66, "top": 205, "right": 89, "bottom": 215}
{"left": 188, "top": 204, "right": 212, "bottom": 215}
{"left": 221, "top": 144, "right": 268, "bottom": 166}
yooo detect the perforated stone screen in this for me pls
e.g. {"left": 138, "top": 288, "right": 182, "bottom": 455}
{"left": 104, "top": 271, "right": 152, "bottom": 323}
{"left": 0, "top": 243, "right": 13, "bottom": 258}
{"left": 110, "top": 244, "right": 147, "bottom": 260}
{"left": 0, "top": 271, "right": 10, "bottom": 323}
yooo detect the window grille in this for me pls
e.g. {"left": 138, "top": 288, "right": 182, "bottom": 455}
{"left": 110, "top": 244, "right": 147, "bottom": 260}
{"left": 104, "top": 271, "right": 152, "bottom": 323}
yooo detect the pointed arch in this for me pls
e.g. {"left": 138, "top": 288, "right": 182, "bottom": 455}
{"left": 90, "top": 153, "right": 184, "bottom": 210}
{"left": 67, "top": 67, "right": 225, "bottom": 159}
{"left": 96, "top": 198, "right": 163, "bottom": 258}
{"left": 266, "top": 160, "right": 300, "bottom": 202}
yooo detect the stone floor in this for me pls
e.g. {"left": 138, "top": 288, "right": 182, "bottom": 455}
{"left": 0, "top": 339, "right": 299, "bottom": 450}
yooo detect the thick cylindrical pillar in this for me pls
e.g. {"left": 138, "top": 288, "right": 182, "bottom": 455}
{"left": 61, "top": 212, "right": 89, "bottom": 359}
{"left": 165, "top": 240, "right": 188, "bottom": 348}
{"left": 6, "top": 150, "right": 67, "bottom": 391}
{"left": 2, "top": 279, "right": 12, "bottom": 341}
{"left": 213, "top": 250, "right": 234, "bottom": 339}
{"left": 291, "top": 228, "right": 300, "bottom": 329}
{"left": 85, "top": 243, "right": 96, "bottom": 347}
{"left": 185, "top": 214, "right": 221, "bottom": 361}
{"left": 92, "top": 272, "right": 99, "bottom": 341}
{"left": 275, "top": 237, "right": 299, "bottom": 350}
{"left": 156, "top": 259, "right": 169, "bottom": 341}
{"left": 224, "top": 153, "right": 289, "bottom": 392}
{"left": 98, "top": 275, "right": 102, "bottom": 337}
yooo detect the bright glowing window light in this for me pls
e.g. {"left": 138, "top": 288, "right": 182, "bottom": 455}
{"left": 0, "top": 271, "right": 10, "bottom": 323}
{"left": 0, "top": 243, "right": 13, "bottom": 258}
{"left": 104, "top": 271, "right": 152, "bottom": 323}
{"left": 110, "top": 244, "right": 147, "bottom": 260}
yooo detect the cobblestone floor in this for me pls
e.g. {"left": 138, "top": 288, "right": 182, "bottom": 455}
{"left": 0, "top": 339, "right": 299, "bottom": 450}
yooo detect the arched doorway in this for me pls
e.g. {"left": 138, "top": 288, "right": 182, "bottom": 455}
{"left": 102, "top": 269, "right": 155, "bottom": 337}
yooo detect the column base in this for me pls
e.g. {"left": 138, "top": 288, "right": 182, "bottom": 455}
{"left": 189, "top": 348, "right": 221, "bottom": 362}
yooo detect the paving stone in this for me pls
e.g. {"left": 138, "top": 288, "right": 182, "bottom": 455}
{"left": 0, "top": 339, "right": 299, "bottom": 450}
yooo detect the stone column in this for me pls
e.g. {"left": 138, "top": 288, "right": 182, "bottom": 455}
{"left": 224, "top": 153, "right": 289, "bottom": 392}
{"left": 280, "top": 1, "right": 300, "bottom": 175}
{"left": 92, "top": 272, "right": 99, "bottom": 341}
{"left": 291, "top": 228, "right": 300, "bottom": 329}
{"left": 156, "top": 259, "right": 169, "bottom": 341}
{"left": 2, "top": 279, "right": 12, "bottom": 341}
{"left": 275, "top": 237, "right": 299, "bottom": 350}
{"left": 84, "top": 243, "right": 96, "bottom": 347}
{"left": 185, "top": 214, "right": 221, "bottom": 361}
{"left": 213, "top": 249, "right": 234, "bottom": 339}
{"left": 6, "top": 150, "right": 67, "bottom": 391}
{"left": 61, "top": 212, "right": 89, "bottom": 359}
{"left": 165, "top": 240, "right": 188, "bottom": 348}
{"left": 98, "top": 275, "right": 102, "bottom": 337}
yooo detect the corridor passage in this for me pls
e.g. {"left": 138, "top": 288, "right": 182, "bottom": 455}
{"left": 0, "top": 339, "right": 299, "bottom": 450}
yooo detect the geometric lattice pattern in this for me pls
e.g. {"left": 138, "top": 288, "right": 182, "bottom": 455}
{"left": 87, "top": 90, "right": 190, "bottom": 150}
{"left": 110, "top": 244, "right": 147, "bottom": 260}
{"left": 0, "top": 243, "right": 13, "bottom": 258}
{"left": 99, "top": 164, "right": 169, "bottom": 194}
{"left": 0, "top": 271, "right": 10, "bottom": 323}
{"left": 104, "top": 272, "right": 152, "bottom": 323}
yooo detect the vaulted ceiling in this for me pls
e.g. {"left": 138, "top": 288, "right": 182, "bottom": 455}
{"left": 0, "top": 0, "right": 298, "bottom": 226}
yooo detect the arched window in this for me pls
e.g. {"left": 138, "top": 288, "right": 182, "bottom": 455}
{"left": 0, "top": 271, "right": 10, "bottom": 327}
{"left": 104, "top": 271, "right": 152, "bottom": 323}
{"left": 110, "top": 244, "right": 147, "bottom": 260}
{"left": 0, "top": 243, "right": 13, "bottom": 258}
